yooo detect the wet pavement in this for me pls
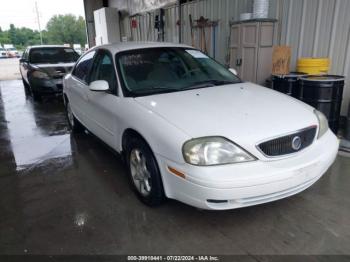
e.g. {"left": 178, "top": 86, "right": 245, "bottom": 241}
{"left": 0, "top": 58, "right": 21, "bottom": 81}
{"left": 0, "top": 80, "right": 350, "bottom": 255}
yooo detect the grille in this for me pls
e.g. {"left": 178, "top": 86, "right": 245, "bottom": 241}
{"left": 258, "top": 127, "right": 317, "bottom": 157}
{"left": 52, "top": 67, "right": 69, "bottom": 78}
{"left": 55, "top": 67, "right": 67, "bottom": 73}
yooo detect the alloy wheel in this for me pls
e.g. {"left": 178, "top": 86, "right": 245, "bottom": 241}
{"left": 129, "top": 148, "right": 152, "bottom": 197}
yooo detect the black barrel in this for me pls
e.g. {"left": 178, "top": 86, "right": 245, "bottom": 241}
{"left": 271, "top": 72, "right": 307, "bottom": 98}
{"left": 300, "top": 75, "right": 345, "bottom": 133}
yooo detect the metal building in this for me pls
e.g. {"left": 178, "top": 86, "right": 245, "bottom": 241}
{"left": 83, "top": 0, "right": 350, "bottom": 115}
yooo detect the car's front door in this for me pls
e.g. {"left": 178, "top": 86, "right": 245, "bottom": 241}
{"left": 85, "top": 50, "right": 120, "bottom": 148}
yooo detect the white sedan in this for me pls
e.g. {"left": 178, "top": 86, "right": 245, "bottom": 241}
{"left": 63, "top": 42, "right": 338, "bottom": 210}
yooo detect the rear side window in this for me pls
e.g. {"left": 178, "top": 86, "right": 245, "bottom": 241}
{"left": 72, "top": 51, "right": 96, "bottom": 83}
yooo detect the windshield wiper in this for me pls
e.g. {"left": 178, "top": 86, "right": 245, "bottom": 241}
{"left": 182, "top": 79, "right": 237, "bottom": 90}
{"left": 132, "top": 86, "right": 180, "bottom": 96}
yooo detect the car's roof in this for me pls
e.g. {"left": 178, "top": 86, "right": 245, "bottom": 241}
{"left": 90, "top": 41, "right": 193, "bottom": 54}
{"left": 28, "top": 45, "right": 72, "bottom": 49}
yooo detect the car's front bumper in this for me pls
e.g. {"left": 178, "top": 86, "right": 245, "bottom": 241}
{"left": 30, "top": 77, "right": 64, "bottom": 94}
{"left": 156, "top": 130, "right": 339, "bottom": 210}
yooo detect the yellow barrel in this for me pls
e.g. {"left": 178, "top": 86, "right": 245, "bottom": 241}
{"left": 297, "top": 58, "right": 330, "bottom": 75}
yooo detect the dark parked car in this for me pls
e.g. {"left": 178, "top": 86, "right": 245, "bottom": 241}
{"left": 20, "top": 45, "right": 80, "bottom": 100}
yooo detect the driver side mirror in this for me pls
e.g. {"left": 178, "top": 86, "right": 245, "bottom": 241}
{"left": 19, "top": 58, "right": 27, "bottom": 63}
{"left": 89, "top": 80, "right": 109, "bottom": 92}
{"left": 229, "top": 68, "right": 238, "bottom": 75}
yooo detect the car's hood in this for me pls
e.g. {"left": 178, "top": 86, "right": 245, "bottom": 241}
{"left": 33, "top": 63, "right": 75, "bottom": 77}
{"left": 134, "top": 83, "right": 318, "bottom": 156}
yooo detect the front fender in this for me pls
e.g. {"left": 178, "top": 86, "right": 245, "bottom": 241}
{"left": 116, "top": 99, "right": 191, "bottom": 164}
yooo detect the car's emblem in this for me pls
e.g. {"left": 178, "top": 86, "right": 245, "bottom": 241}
{"left": 292, "top": 136, "right": 302, "bottom": 150}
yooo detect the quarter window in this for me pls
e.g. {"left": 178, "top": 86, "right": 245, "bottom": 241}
{"left": 73, "top": 51, "right": 96, "bottom": 83}
{"left": 89, "top": 51, "right": 117, "bottom": 94}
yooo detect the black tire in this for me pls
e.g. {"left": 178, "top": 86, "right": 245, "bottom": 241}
{"left": 31, "top": 89, "right": 42, "bottom": 102}
{"left": 125, "top": 136, "right": 165, "bottom": 206}
{"left": 65, "top": 100, "right": 84, "bottom": 133}
{"left": 22, "top": 78, "right": 30, "bottom": 90}
{"left": 25, "top": 80, "right": 42, "bottom": 101}
{"left": 22, "top": 78, "right": 31, "bottom": 96}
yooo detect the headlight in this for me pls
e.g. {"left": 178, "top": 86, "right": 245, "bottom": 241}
{"left": 182, "top": 137, "right": 256, "bottom": 166}
{"left": 314, "top": 110, "right": 329, "bottom": 138}
{"left": 32, "top": 70, "right": 50, "bottom": 79}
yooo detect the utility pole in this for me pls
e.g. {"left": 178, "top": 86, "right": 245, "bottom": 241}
{"left": 178, "top": 0, "right": 181, "bottom": 43}
{"left": 35, "top": 1, "right": 43, "bottom": 45}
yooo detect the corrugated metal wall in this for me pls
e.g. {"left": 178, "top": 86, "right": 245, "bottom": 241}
{"left": 120, "top": 6, "right": 179, "bottom": 42}
{"left": 278, "top": 0, "right": 350, "bottom": 115}
{"left": 109, "top": 0, "right": 350, "bottom": 115}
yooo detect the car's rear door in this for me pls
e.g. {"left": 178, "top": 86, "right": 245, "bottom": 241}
{"left": 84, "top": 49, "right": 120, "bottom": 148}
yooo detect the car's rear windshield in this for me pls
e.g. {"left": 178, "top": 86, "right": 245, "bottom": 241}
{"left": 29, "top": 47, "right": 80, "bottom": 64}
{"left": 116, "top": 47, "right": 241, "bottom": 97}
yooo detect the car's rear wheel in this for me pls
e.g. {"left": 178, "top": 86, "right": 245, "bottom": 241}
{"left": 125, "top": 136, "right": 165, "bottom": 206}
{"left": 65, "top": 100, "right": 83, "bottom": 133}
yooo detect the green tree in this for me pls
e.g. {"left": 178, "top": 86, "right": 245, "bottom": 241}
{"left": 46, "top": 14, "right": 86, "bottom": 46}
{"left": 8, "top": 24, "right": 17, "bottom": 45}
{"left": 0, "top": 30, "right": 10, "bottom": 45}
{"left": 0, "top": 24, "right": 42, "bottom": 49}
{"left": 0, "top": 14, "right": 86, "bottom": 49}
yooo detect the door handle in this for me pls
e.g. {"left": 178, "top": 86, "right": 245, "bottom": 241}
{"left": 236, "top": 58, "right": 242, "bottom": 66}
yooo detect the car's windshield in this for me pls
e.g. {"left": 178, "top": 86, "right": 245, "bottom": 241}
{"left": 29, "top": 47, "right": 80, "bottom": 64}
{"left": 116, "top": 47, "right": 241, "bottom": 96}
{"left": 8, "top": 48, "right": 16, "bottom": 51}
{"left": 0, "top": 48, "right": 5, "bottom": 51}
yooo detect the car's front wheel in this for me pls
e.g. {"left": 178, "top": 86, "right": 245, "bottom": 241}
{"left": 22, "top": 78, "right": 31, "bottom": 96}
{"left": 65, "top": 100, "right": 83, "bottom": 133}
{"left": 31, "top": 90, "right": 42, "bottom": 101}
{"left": 26, "top": 80, "right": 42, "bottom": 101}
{"left": 125, "top": 136, "right": 165, "bottom": 206}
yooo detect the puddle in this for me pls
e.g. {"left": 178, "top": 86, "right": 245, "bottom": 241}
{"left": 12, "top": 134, "right": 72, "bottom": 170}
{"left": 0, "top": 80, "right": 72, "bottom": 171}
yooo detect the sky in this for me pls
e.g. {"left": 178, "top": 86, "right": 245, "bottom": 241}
{"left": 0, "top": 0, "right": 85, "bottom": 31}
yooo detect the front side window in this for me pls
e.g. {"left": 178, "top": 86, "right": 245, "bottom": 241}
{"left": 29, "top": 47, "right": 79, "bottom": 64}
{"left": 73, "top": 50, "right": 96, "bottom": 83}
{"left": 116, "top": 47, "right": 240, "bottom": 96}
{"left": 89, "top": 51, "right": 117, "bottom": 94}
